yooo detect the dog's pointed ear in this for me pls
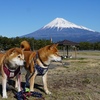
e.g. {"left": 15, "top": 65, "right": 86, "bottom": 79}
{"left": 0, "top": 54, "right": 6, "bottom": 67}
{"left": 49, "top": 43, "right": 58, "bottom": 50}
{"left": 6, "top": 48, "right": 15, "bottom": 56}
{"left": 6, "top": 48, "right": 22, "bottom": 56}
{"left": 55, "top": 43, "right": 58, "bottom": 47}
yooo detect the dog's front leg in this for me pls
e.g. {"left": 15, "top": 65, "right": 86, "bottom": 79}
{"left": 43, "top": 71, "right": 51, "bottom": 94}
{"left": 2, "top": 75, "right": 7, "bottom": 98}
{"left": 16, "top": 74, "right": 21, "bottom": 92}
{"left": 15, "top": 78, "right": 18, "bottom": 88}
{"left": 30, "top": 71, "right": 37, "bottom": 91}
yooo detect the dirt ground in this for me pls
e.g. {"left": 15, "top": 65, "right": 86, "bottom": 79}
{"left": 0, "top": 51, "right": 100, "bottom": 100}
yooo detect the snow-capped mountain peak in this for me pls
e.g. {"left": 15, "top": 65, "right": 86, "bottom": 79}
{"left": 42, "top": 17, "right": 94, "bottom": 32}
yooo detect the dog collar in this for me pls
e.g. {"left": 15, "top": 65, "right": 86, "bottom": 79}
{"left": 3, "top": 65, "right": 21, "bottom": 78}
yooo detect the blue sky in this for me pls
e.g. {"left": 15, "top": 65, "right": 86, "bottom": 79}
{"left": 0, "top": 0, "right": 100, "bottom": 37}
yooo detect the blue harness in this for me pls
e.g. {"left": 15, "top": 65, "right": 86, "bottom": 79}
{"left": 34, "top": 52, "right": 49, "bottom": 76}
{"left": 35, "top": 64, "right": 48, "bottom": 76}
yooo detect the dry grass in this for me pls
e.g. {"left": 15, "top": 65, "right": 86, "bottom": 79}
{"left": 0, "top": 51, "right": 100, "bottom": 100}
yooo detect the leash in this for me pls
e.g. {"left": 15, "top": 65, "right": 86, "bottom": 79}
{"left": 60, "top": 57, "right": 70, "bottom": 67}
{"left": 16, "top": 68, "right": 43, "bottom": 100}
{"left": 16, "top": 90, "right": 42, "bottom": 100}
{"left": 16, "top": 72, "right": 43, "bottom": 100}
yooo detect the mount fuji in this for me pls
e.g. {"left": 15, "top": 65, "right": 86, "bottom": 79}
{"left": 22, "top": 18, "right": 100, "bottom": 42}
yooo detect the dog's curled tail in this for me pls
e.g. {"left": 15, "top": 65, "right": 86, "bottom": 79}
{"left": 20, "top": 40, "right": 31, "bottom": 51}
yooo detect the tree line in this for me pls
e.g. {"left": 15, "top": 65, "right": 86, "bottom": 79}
{"left": 0, "top": 36, "right": 100, "bottom": 51}
{"left": 0, "top": 36, "right": 51, "bottom": 51}
{"left": 79, "top": 42, "right": 100, "bottom": 50}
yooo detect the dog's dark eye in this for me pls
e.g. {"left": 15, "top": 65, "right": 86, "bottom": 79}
{"left": 18, "top": 56, "right": 20, "bottom": 58}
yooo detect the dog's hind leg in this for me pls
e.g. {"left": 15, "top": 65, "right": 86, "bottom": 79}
{"left": 25, "top": 70, "right": 30, "bottom": 86}
{"left": 29, "top": 71, "right": 37, "bottom": 92}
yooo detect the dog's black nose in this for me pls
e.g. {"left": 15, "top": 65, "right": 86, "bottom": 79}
{"left": 61, "top": 56, "right": 64, "bottom": 60}
{"left": 24, "top": 61, "right": 26, "bottom": 65}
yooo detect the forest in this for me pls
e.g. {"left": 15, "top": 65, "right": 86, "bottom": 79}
{"left": 0, "top": 36, "right": 100, "bottom": 51}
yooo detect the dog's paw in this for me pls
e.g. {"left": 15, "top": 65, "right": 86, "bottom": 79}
{"left": 30, "top": 89, "right": 35, "bottom": 92}
{"left": 45, "top": 90, "right": 51, "bottom": 95}
{"left": 2, "top": 95, "right": 8, "bottom": 98}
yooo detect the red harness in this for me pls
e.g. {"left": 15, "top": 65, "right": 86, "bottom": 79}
{"left": 3, "top": 65, "right": 21, "bottom": 78}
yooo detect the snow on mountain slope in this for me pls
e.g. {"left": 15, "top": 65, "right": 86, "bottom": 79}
{"left": 43, "top": 18, "right": 94, "bottom": 32}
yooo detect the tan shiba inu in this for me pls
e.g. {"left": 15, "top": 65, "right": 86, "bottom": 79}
{"left": 0, "top": 48, "right": 25, "bottom": 98}
{"left": 23, "top": 43, "right": 61, "bottom": 94}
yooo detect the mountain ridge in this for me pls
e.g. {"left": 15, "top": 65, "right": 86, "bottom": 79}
{"left": 22, "top": 18, "right": 100, "bottom": 42}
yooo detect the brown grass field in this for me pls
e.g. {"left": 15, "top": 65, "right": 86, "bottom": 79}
{"left": 0, "top": 51, "right": 100, "bottom": 100}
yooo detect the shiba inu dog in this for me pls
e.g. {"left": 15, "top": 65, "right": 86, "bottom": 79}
{"left": 24, "top": 44, "right": 62, "bottom": 94}
{"left": 0, "top": 48, "right": 25, "bottom": 98}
